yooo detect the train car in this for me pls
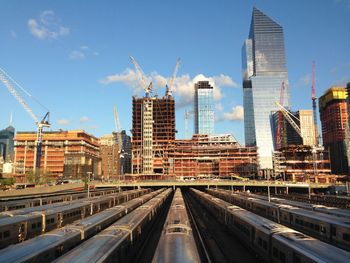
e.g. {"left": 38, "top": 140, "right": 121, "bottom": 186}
{"left": 0, "top": 189, "right": 163, "bottom": 262}
{"left": 0, "top": 189, "right": 150, "bottom": 249}
{"left": 193, "top": 189, "right": 350, "bottom": 263}
{"left": 279, "top": 205, "right": 350, "bottom": 251}
{"left": 313, "top": 205, "right": 350, "bottom": 219}
{"left": 152, "top": 189, "right": 201, "bottom": 263}
{"left": 272, "top": 230, "right": 350, "bottom": 263}
{"left": 54, "top": 189, "right": 172, "bottom": 263}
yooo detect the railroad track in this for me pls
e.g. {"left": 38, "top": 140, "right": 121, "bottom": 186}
{"left": 184, "top": 189, "right": 259, "bottom": 263}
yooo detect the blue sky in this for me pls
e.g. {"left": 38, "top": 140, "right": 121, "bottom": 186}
{"left": 0, "top": 0, "right": 349, "bottom": 144}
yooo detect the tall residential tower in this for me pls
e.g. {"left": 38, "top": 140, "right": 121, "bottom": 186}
{"left": 194, "top": 81, "right": 214, "bottom": 135}
{"left": 242, "top": 7, "right": 289, "bottom": 176}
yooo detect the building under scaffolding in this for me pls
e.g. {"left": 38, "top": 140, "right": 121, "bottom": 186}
{"left": 131, "top": 96, "right": 176, "bottom": 175}
{"left": 276, "top": 145, "right": 334, "bottom": 183}
{"left": 165, "top": 134, "right": 258, "bottom": 178}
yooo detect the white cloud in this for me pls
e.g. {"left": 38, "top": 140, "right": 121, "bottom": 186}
{"left": 222, "top": 106, "right": 244, "bottom": 121}
{"left": 101, "top": 68, "right": 237, "bottom": 108}
{"left": 79, "top": 116, "right": 90, "bottom": 123}
{"left": 69, "top": 50, "right": 85, "bottom": 60}
{"left": 57, "top": 119, "right": 71, "bottom": 126}
{"left": 216, "top": 103, "right": 224, "bottom": 112}
{"left": 28, "top": 10, "right": 69, "bottom": 40}
{"left": 69, "top": 45, "right": 99, "bottom": 60}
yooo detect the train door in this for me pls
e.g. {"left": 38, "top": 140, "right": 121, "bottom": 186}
{"left": 57, "top": 213, "right": 63, "bottom": 228}
{"left": 18, "top": 222, "right": 27, "bottom": 242}
{"left": 330, "top": 225, "right": 336, "bottom": 241}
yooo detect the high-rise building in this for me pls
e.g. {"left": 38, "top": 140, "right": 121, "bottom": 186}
{"left": 194, "top": 81, "right": 214, "bottom": 135}
{"left": 242, "top": 7, "right": 289, "bottom": 176}
{"left": 132, "top": 96, "right": 176, "bottom": 175}
{"left": 319, "top": 87, "right": 349, "bottom": 174}
{"left": 0, "top": 126, "right": 15, "bottom": 162}
{"left": 14, "top": 130, "right": 101, "bottom": 181}
{"left": 100, "top": 134, "right": 120, "bottom": 181}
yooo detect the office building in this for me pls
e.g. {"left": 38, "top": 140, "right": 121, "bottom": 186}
{"left": 242, "top": 7, "right": 289, "bottom": 176}
{"left": 194, "top": 81, "right": 214, "bottom": 135}
{"left": 319, "top": 87, "right": 349, "bottom": 174}
{"left": 0, "top": 126, "right": 15, "bottom": 162}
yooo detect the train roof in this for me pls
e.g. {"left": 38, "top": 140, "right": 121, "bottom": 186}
{"left": 273, "top": 231, "right": 350, "bottom": 263}
{"left": 0, "top": 213, "right": 39, "bottom": 226}
{"left": 0, "top": 228, "right": 80, "bottom": 262}
{"left": 313, "top": 205, "right": 350, "bottom": 218}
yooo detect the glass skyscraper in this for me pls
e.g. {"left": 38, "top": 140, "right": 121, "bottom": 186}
{"left": 194, "top": 81, "right": 214, "bottom": 135}
{"left": 242, "top": 7, "right": 289, "bottom": 173}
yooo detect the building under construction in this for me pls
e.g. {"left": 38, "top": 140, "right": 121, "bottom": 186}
{"left": 165, "top": 134, "right": 258, "bottom": 178}
{"left": 274, "top": 145, "right": 333, "bottom": 183}
{"left": 131, "top": 96, "right": 176, "bottom": 175}
{"left": 14, "top": 130, "right": 101, "bottom": 182}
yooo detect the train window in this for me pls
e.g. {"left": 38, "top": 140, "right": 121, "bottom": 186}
{"left": 273, "top": 247, "right": 278, "bottom": 257}
{"left": 279, "top": 251, "right": 286, "bottom": 263}
{"left": 258, "top": 237, "right": 262, "bottom": 246}
{"left": 37, "top": 222, "right": 42, "bottom": 228}
{"left": 32, "top": 223, "right": 36, "bottom": 229}
{"left": 320, "top": 226, "right": 326, "bottom": 233}
{"left": 343, "top": 233, "right": 350, "bottom": 241}
{"left": 331, "top": 226, "right": 336, "bottom": 236}
{"left": 310, "top": 223, "right": 314, "bottom": 229}
{"left": 263, "top": 240, "right": 267, "bottom": 250}
{"left": 4, "top": 231, "right": 10, "bottom": 238}
{"left": 51, "top": 218, "right": 54, "bottom": 223}
{"left": 0, "top": 232, "right": 2, "bottom": 239}
{"left": 315, "top": 225, "right": 320, "bottom": 231}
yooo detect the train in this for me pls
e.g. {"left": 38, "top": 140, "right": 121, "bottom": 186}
{"left": 191, "top": 188, "right": 350, "bottom": 263}
{"left": 54, "top": 188, "right": 172, "bottom": 263}
{"left": 152, "top": 188, "right": 201, "bottom": 263}
{"left": 0, "top": 189, "right": 165, "bottom": 263}
{"left": 0, "top": 188, "right": 150, "bottom": 249}
{"left": 207, "top": 188, "right": 350, "bottom": 251}
{"left": 239, "top": 191, "right": 350, "bottom": 218}
{"left": 0, "top": 188, "right": 119, "bottom": 212}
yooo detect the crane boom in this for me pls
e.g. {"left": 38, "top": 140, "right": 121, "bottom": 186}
{"left": 0, "top": 68, "right": 39, "bottom": 123}
{"left": 276, "top": 81, "right": 285, "bottom": 150}
{"left": 114, "top": 105, "right": 124, "bottom": 175}
{"left": 129, "top": 56, "right": 152, "bottom": 97}
{"left": 311, "top": 61, "right": 319, "bottom": 145}
{"left": 165, "top": 58, "right": 181, "bottom": 97}
{"left": 0, "top": 68, "right": 50, "bottom": 180}
{"left": 275, "top": 102, "right": 303, "bottom": 139}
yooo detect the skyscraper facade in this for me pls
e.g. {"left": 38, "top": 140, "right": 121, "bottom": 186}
{"left": 242, "top": 7, "right": 289, "bottom": 174}
{"left": 194, "top": 81, "right": 214, "bottom": 135}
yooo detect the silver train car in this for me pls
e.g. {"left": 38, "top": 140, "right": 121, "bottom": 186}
{"left": 191, "top": 188, "right": 350, "bottom": 263}
{"left": 208, "top": 188, "right": 350, "bottom": 251}
{"left": 0, "top": 189, "right": 164, "bottom": 263}
{"left": 0, "top": 188, "right": 118, "bottom": 212}
{"left": 152, "top": 188, "right": 200, "bottom": 263}
{"left": 54, "top": 188, "right": 172, "bottom": 263}
{"left": 0, "top": 189, "right": 149, "bottom": 249}
{"left": 239, "top": 191, "right": 350, "bottom": 218}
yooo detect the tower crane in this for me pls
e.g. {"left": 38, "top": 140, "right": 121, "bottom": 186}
{"left": 165, "top": 58, "right": 181, "bottom": 97}
{"left": 0, "top": 68, "right": 50, "bottom": 180}
{"left": 129, "top": 56, "right": 152, "bottom": 97}
{"left": 275, "top": 102, "right": 303, "bottom": 141}
{"left": 114, "top": 105, "right": 124, "bottom": 175}
{"left": 311, "top": 61, "right": 319, "bottom": 145}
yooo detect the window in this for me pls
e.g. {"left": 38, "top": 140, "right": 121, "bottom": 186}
{"left": 32, "top": 223, "right": 36, "bottom": 229}
{"left": 273, "top": 247, "right": 278, "bottom": 257}
{"left": 279, "top": 251, "right": 286, "bottom": 263}
{"left": 320, "top": 226, "right": 326, "bottom": 233}
{"left": 0, "top": 232, "right": 2, "bottom": 239}
{"left": 4, "top": 231, "right": 10, "bottom": 238}
{"left": 343, "top": 233, "right": 350, "bottom": 241}
{"left": 258, "top": 237, "right": 262, "bottom": 246}
{"left": 263, "top": 240, "right": 267, "bottom": 250}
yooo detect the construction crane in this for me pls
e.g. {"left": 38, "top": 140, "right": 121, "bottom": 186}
{"left": 311, "top": 61, "right": 319, "bottom": 145}
{"left": 114, "top": 105, "right": 124, "bottom": 175}
{"left": 165, "top": 58, "right": 181, "bottom": 97}
{"left": 0, "top": 68, "right": 50, "bottom": 180}
{"left": 275, "top": 102, "right": 303, "bottom": 141}
{"left": 129, "top": 56, "right": 152, "bottom": 97}
{"left": 276, "top": 81, "right": 285, "bottom": 150}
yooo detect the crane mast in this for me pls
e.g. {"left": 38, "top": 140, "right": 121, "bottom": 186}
{"left": 114, "top": 105, "right": 124, "bottom": 175}
{"left": 0, "top": 68, "right": 50, "bottom": 181}
{"left": 311, "top": 61, "right": 319, "bottom": 145}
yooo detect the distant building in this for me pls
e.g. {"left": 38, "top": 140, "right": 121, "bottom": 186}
{"left": 242, "top": 7, "right": 289, "bottom": 177}
{"left": 14, "top": 130, "right": 101, "bottom": 181}
{"left": 100, "top": 134, "right": 120, "bottom": 181}
{"left": 194, "top": 81, "right": 214, "bottom": 135}
{"left": 272, "top": 109, "right": 315, "bottom": 148}
{"left": 121, "top": 130, "right": 132, "bottom": 174}
{"left": 0, "top": 126, "right": 15, "bottom": 162}
{"left": 132, "top": 96, "right": 176, "bottom": 175}
{"left": 319, "top": 86, "right": 349, "bottom": 174}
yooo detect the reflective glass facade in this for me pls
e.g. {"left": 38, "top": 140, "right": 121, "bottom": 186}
{"left": 242, "top": 8, "right": 289, "bottom": 170}
{"left": 194, "top": 81, "right": 214, "bottom": 135}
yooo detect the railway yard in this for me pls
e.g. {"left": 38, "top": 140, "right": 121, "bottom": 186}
{"left": 0, "top": 187, "right": 349, "bottom": 263}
